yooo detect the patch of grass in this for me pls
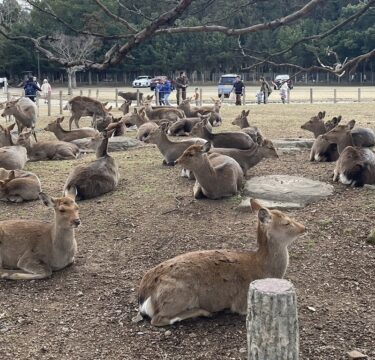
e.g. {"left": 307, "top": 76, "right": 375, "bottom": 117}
{"left": 367, "top": 229, "right": 375, "bottom": 245}
{"left": 317, "top": 218, "right": 333, "bottom": 227}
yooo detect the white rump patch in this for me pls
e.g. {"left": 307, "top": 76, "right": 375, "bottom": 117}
{"left": 339, "top": 173, "right": 353, "bottom": 185}
{"left": 140, "top": 297, "right": 154, "bottom": 318}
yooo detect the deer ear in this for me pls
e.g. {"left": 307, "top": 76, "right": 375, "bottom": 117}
{"left": 107, "top": 106, "right": 112, "bottom": 112}
{"left": 7, "top": 170, "right": 15, "bottom": 181}
{"left": 64, "top": 186, "right": 77, "bottom": 200}
{"left": 39, "top": 192, "right": 56, "bottom": 208}
{"left": 348, "top": 120, "right": 355, "bottom": 129}
{"left": 258, "top": 208, "right": 272, "bottom": 224}
{"left": 250, "top": 199, "right": 263, "bottom": 211}
{"left": 202, "top": 141, "right": 211, "bottom": 153}
{"left": 337, "top": 115, "right": 342, "bottom": 123}
{"left": 318, "top": 112, "right": 323, "bottom": 119}
{"left": 245, "top": 110, "right": 250, "bottom": 116}
{"left": 322, "top": 111, "right": 326, "bottom": 119}
{"left": 57, "top": 117, "right": 64, "bottom": 123}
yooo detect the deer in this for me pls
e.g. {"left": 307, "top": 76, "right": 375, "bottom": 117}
{"left": 209, "top": 138, "right": 279, "bottom": 174}
{"left": 64, "top": 96, "right": 113, "bottom": 130}
{"left": 321, "top": 120, "right": 375, "bottom": 187}
{"left": 132, "top": 199, "right": 305, "bottom": 326}
{"left": 143, "top": 99, "right": 185, "bottom": 122}
{"left": 178, "top": 97, "right": 222, "bottom": 118}
{"left": 118, "top": 91, "right": 143, "bottom": 102}
{"left": 63, "top": 130, "right": 119, "bottom": 200}
{"left": 0, "top": 128, "right": 28, "bottom": 170}
{"left": 0, "top": 187, "right": 80, "bottom": 280}
{"left": 119, "top": 99, "right": 132, "bottom": 115}
{"left": 175, "top": 142, "right": 243, "bottom": 199}
{"left": 17, "top": 130, "right": 80, "bottom": 161}
{"left": 191, "top": 118, "right": 254, "bottom": 150}
{"left": 105, "top": 118, "right": 127, "bottom": 136}
{"left": 1, "top": 97, "right": 38, "bottom": 142}
{"left": 231, "top": 110, "right": 264, "bottom": 144}
{"left": 44, "top": 117, "right": 99, "bottom": 142}
{"left": 0, "top": 123, "right": 16, "bottom": 147}
{"left": 0, "top": 168, "right": 41, "bottom": 202}
{"left": 143, "top": 123, "right": 206, "bottom": 165}
{"left": 167, "top": 114, "right": 212, "bottom": 136}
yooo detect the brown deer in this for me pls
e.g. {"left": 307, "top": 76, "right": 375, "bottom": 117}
{"left": 1, "top": 97, "right": 38, "bottom": 141}
{"left": 17, "top": 130, "right": 80, "bottom": 161}
{"left": 105, "top": 118, "right": 127, "bottom": 136}
{"left": 65, "top": 96, "right": 112, "bottom": 130}
{"left": 143, "top": 123, "right": 206, "bottom": 165}
{"left": 0, "top": 187, "right": 80, "bottom": 280}
{"left": 167, "top": 114, "right": 212, "bottom": 136}
{"left": 0, "top": 123, "right": 16, "bottom": 147}
{"left": 0, "top": 136, "right": 28, "bottom": 170}
{"left": 209, "top": 138, "right": 279, "bottom": 174}
{"left": 119, "top": 99, "right": 132, "bottom": 115}
{"left": 178, "top": 97, "right": 221, "bottom": 118}
{"left": 143, "top": 99, "right": 184, "bottom": 122}
{"left": 321, "top": 120, "right": 375, "bottom": 187}
{"left": 118, "top": 91, "right": 143, "bottom": 102}
{"left": 175, "top": 142, "right": 243, "bottom": 199}
{"left": 44, "top": 117, "right": 99, "bottom": 142}
{"left": 64, "top": 130, "right": 119, "bottom": 200}
{"left": 0, "top": 168, "right": 41, "bottom": 202}
{"left": 231, "top": 110, "right": 264, "bottom": 144}
{"left": 191, "top": 118, "right": 254, "bottom": 150}
{"left": 133, "top": 199, "right": 305, "bottom": 326}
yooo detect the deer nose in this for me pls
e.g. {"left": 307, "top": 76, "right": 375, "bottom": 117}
{"left": 73, "top": 219, "right": 81, "bottom": 227}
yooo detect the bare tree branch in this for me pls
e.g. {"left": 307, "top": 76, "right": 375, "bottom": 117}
{"left": 156, "top": 0, "right": 327, "bottom": 35}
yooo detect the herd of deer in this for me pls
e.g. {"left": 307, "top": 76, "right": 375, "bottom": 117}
{"left": 0, "top": 92, "right": 373, "bottom": 327}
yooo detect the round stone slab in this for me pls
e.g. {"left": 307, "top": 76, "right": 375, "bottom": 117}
{"left": 243, "top": 175, "right": 334, "bottom": 207}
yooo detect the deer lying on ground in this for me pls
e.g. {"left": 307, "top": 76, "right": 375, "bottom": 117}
{"left": 143, "top": 99, "right": 184, "bottom": 122}
{"left": 119, "top": 100, "right": 132, "bottom": 115}
{"left": 231, "top": 110, "right": 263, "bottom": 144}
{"left": 143, "top": 123, "right": 206, "bottom": 165}
{"left": 175, "top": 142, "right": 243, "bottom": 199}
{"left": 191, "top": 118, "right": 254, "bottom": 150}
{"left": 1, "top": 97, "right": 38, "bottom": 141}
{"left": 133, "top": 199, "right": 305, "bottom": 326}
{"left": 321, "top": 120, "right": 375, "bottom": 187}
{"left": 0, "top": 168, "right": 41, "bottom": 202}
{"left": 17, "top": 130, "right": 80, "bottom": 161}
{"left": 44, "top": 117, "right": 99, "bottom": 142}
{"left": 118, "top": 91, "right": 143, "bottom": 102}
{"left": 0, "top": 123, "right": 16, "bottom": 147}
{"left": 0, "top": 130, "right": 28, "bottom": 170}
{"left": 167, "top": 114, "right": 212, "bottom": 136}
{"left": 0, "top": 187, "right": 80, "bottom": 280}
{"left": 65, "top": 96, "right": 112, "bottom": 130}
{"left": 64, "top": 130, "right": 119, "bottom": 200}
{"left": 105, "top": 118, "right": 127, "bottom": 136}
{"left": 209, "top": 138, "right": 279, "bottom": 174}
{"left": 178, "top": 97, "right": 221, "bottom": 118}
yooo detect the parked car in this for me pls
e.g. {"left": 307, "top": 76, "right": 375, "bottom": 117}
{"left": 132, "top": 76, "right": 152, "bottom": 88}
{"left": 218, "top": 74, "right": 238, "bottom": 98}
{"left": 273, "top": 74, "right": 293, "bottom": 90}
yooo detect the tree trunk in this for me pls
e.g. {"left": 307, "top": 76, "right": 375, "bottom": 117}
{"left": 67, "top": 69, "right": 73, "bottom": 95}
{"left": 72, "top": 71, "right": 77, "bottom": 89}
{"left": 247, "top": 278, "right": 299, "bottom": 360}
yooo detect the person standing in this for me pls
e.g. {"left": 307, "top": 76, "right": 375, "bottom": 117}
{"left": 259, "top": 77, "right": 272, "bottom": 104}
{"left": 176, "top": 71, "right": 189, "bottom": 105}
{"left": 24, "top": 76, "right": 41, "bottom": 102}
{"left": 232, "top": 76, "right": 245, "bottom": 105}
{"left": 162, "top": 78, "right": 172, "bottom": 106}
{"left": 41, "top": 79, "right": 52, "bottom": 104}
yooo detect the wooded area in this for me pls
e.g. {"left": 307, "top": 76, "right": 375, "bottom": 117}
{"left": 0, "top": 0, "right": 374, "bottom": 84}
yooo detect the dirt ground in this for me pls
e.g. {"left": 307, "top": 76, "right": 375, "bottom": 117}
{"left": 0, "top": 102, "right": 374, "bottom": 360}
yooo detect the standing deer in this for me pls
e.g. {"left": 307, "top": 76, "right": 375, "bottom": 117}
{"left": 175, "top": 142, "right": 243, "bottom": 199}
{"left": 232, "top": 110, "right": 263, "bottom": 144}
{"left": 44, "top": 117, "right": 99, "bottom": 142}
{"left": 17, "top": 130, "right": 80, "bottom": 161}
{"left": 65, "top": 96, "right": 112, "bottom": 130}
{"left": 321, "top": 120, "right": 375, "bottom": 187}
{"left": 0, "top": 168, "right": 41, "bottom": 202}
{"left": 0, "top": 188, "right": 80, "bottom": 280}
{"left": 64, "top": 130, "right": 119, "bottom": 200}
{"left": 118, "top": 91, "right": 143, "bottom": 102}
{"left": 191, "top": 118, "right": 254, "bottom": 150}
{"left": 133, "top": 199, "right": 305, "bottom": 326}
{"left": 1, "top": 97, "right": 38, "bottom": 141}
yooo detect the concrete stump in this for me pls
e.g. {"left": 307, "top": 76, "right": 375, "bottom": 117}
{"left": 247, "top": 278, "right": 299, "bottom": 360}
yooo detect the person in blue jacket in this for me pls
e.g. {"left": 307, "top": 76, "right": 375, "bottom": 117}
{"left": 162, "top": 79, "right": 172, "bottom": 106}
{"left": 24, "top": 76, "right": 41, "bottom": 102}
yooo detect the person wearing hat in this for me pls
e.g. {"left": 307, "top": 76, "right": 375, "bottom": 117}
{"left": 41, "top": 79, "right": 52, "bottom": 104}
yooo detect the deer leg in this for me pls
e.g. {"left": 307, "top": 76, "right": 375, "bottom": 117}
{"left": 0, "top": 252, "right": 52, "bottom": 280}
{"left": 74, "top": 116, "right": 80, "bottom": 129}
{"left": 333, "top": 168, "right": 339, "bottom": 182}
{"left": 69, "top": 116, "right": 75, "bottom": 130}
{"left": 151, "top": 308, "right": 212, "bottom": 327}
{"left": 32, "top": 126, "right": 37, "bottom": 142}
{"left": 53, "top": 149, "right": 77, "bottom": 160}
{"left": 193, "top": 181, "right": 205, "bottom": 199}
{"left": 92, "top": 114, "right": 97, "bottom": 129}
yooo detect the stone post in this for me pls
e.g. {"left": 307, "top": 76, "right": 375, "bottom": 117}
{"left": 334, "top": 89, "right": 337, "bottom": 104}
{"left": 59, "top": 91, "right": 63, "bottom": 115}
{"left": 115, "top": 88, "right": 118, "bottom": 108}
{"left": 309, "top": 88, "right": 313, "bottom": 104}
{"left": 247, "top": 278, "right": 299, "bottom": 360}
{"left": 358, "top": 88, "right": 361, "bottom": 103}
{"left": 47, "top": 92, "right": 51, "bottom": 116}
{"left": 137, "top": 89, "right": 140, "bottom": 106}
{"left": 96, "top": 89, "right": 99, "bottom": 100}
{"left": 199, "top": 88, "right": 203, "bottom": 106}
